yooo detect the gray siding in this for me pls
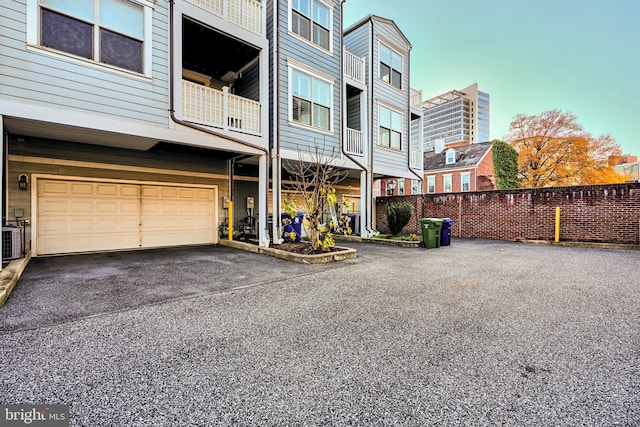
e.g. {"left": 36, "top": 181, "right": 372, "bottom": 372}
{"left": 344, "top": 23, "right": 371, "bottom": 83}
{"left": 0, "top": 0, "right": 169, "bottom": 127}
{"left": 371, "top": 19, "right": 411, "bottom": 173}
{"left": 271, "top": 0, "right": 343, "bottom": 156}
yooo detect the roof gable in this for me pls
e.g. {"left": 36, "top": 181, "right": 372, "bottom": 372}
{"left": 424, "top": 141, "right": 493, "bottom": 171}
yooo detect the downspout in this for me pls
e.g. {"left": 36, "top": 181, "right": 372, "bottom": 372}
{"left": 339, "top": 1, "right": 369, "bottom": 236}
{"left": 168, "top": 0, "right": 270, "bottom": 243}
{"left": 367, "top": 17, "right": 376, "bottom": 235}
{"left": 272, "top": 0, "right": 282, "bottom": 242}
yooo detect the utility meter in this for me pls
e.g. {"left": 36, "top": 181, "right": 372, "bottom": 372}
{"left": 246, "top": 197, "right": 254, "bottom": 209}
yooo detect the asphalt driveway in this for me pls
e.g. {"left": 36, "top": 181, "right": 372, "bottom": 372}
{"left": 0, "top": 240, "right": 639, "bottom": 425}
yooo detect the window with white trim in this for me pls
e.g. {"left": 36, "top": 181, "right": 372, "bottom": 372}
{"left": 379, "top": 106, "right": 402, "bottom": 150}
{"left": 398, "top": 180, "right": 405, "bottom": 196}
{"left": 461, "top": 172, "right": 471, "bottom": 192}
{"left": 36, "top": 0, "right": 151, "bottom": 74}
{"left": 291, "top": 68, "right": 332, "bottom": 131}
{"left": 291, "top": 0, "right": 331, "bottom": 51}
{"left": 446, "top": 148, "right": 456, "bottom": 164}
{"left": 443, "top": 174, "right": 453, "bottom": 193}
{"left": 379, "top": 43, "right": 402, "bottom": 89}
{"left": 427, "top": 176, "right": 435, "bottom": 194}
{"left": 411, "top": 179, "right": 420, "bottom": 195}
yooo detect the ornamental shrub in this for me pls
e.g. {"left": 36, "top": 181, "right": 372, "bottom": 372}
{"left": 386, "top": 202, "right": 413, "bottom": 236}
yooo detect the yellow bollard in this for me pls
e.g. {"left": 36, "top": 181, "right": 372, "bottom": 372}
{"left": 555, "top": 207, "right": 560, "bottom": 243}
{"left": 228, "top": 200, "right": 233, "bottom": 241}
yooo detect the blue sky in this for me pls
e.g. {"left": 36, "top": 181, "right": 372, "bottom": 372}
{"left": 343, "top": 0, "right": 640, "bottom": 156}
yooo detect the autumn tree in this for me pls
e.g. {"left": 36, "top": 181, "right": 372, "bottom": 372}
{"left": 506, "top": 110, "right": 625, "bottom": 187}
{"left": 491, "top": 139, "right": 521, "bottom": 189}
{"left": 282, "top": 144, "right": 350, "bottom": 251}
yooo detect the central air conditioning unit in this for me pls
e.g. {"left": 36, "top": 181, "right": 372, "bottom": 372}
{"left": 2, "top": 226, "right": 22, "bottom": 260}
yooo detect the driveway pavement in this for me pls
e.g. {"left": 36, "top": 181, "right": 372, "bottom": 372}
{"left": 0, "top": 240, "right": 638, "bottom": 425}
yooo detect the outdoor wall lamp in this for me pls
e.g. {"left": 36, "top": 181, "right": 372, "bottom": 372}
{"left": 387, "top": 179, "right": 397, "bottom": 191}
{"left": 18, "top": 174, "right": 28, "bottom": 190}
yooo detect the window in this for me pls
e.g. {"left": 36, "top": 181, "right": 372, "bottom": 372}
{"left": 398, "top": 180, "right": 405, "bottom": 196}
{"left": 446, "top": 149, "right": 456, "bottom": 164}
{"left": 37, "top": 0, "right": 149, "bottom": 74}
{"left": 379, "top": 43, "right": 402, "bottom": 89}
{"left": 379, "top": 106, "right": 402, "bottom": 149}
{"left": 461, "top": 172, "right": 471, "bottom": 192}
{"left": 427, "top": 176, "right": 435, "bottom": 194}
{"left": 291, "top": 68, "right": 332, "bottom": 131}
{"left": 291, "top": 0, "right": 331, "bottom": 51}
{"left": 443, "top": 174, "right": 452, "bottom": 193}
{"left": 411, "top": 179, "right": 420, "bottom": 195}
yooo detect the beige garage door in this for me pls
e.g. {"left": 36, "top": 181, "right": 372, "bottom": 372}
{"left": 37, "top": 179, "right": 216, "bottom": 255}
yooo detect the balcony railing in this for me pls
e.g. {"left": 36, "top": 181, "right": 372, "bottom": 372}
{"left": 345, "top": 128, "right": 364, "bottom": 156}
{"left": 410, "top": 88, "right": 422, "bottom": 109}
{"left": 410, "top": 148, "right": 421, "bottom": 168}
{"left": 344, "top": 49, "right": 365, "bottom": 85}
{"left": 190, "top": 0, "right": 263, "bottom": 35}
{"left": 182, "top": 80, "right": 261, "bottom": 136}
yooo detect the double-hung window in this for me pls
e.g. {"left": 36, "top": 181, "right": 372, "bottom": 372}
{"left": 443, "top": 174, "right": 453, "bottom": 193}
{"left": 398, "top": 180, "right": 405, "bottom": 196}
{"left": 36, "top": 0, "right": 149, "bottom": 75}
{"left": 379, "top": 43, "right": 402, "bottom": 89}
{"left": 427, "top": 176, "right": 435, "bottom": 194}
{"left": 461, "top": 172, "right": 471, "bottom": 192}
{"left": 291, "top": 69, "right": 332, "bottom": 131}
{"left": 291, "top": 0, "right": 331, "bottom": 51}
{"left": 379, "top": 106, "right": 402, "bottom": 150}
{"left": 411, "top": 179, "right": 420, "bottom": 195}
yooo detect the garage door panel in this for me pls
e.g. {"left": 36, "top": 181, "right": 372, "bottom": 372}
{"left": 38, "top": 180, "right": 216, "bottom": 255}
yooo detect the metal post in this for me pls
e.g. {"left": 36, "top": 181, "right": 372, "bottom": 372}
{"left": 555, "top": 207, "right": 560, "bottom": 243}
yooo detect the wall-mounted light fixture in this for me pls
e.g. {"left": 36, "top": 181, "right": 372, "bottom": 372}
{"left": 387, "top": 179, "right": 397, "bottom": 191}
{"left": 18, "top": 174, "right": 28, "bottom": 190}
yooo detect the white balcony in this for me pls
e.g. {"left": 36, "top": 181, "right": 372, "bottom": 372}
{"left": 344, "top": 49, "right": 365, "bottom": 86}
{"left": 410, "top": 148, "right": 421, "bottom": 169}
{"left": 345, "top": 128, "right": 364, "bottom": 156}
{"left": 189, "top": 0, "right": 264, "bottom": 35}
{"left": 182, "top": 80, "right": 261, "bottom": 136}
{"left": 410, "top": 88, "right": 422, "bottom": 109}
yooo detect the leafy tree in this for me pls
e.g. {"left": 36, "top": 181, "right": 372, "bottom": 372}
{"left": 492, "top": 139, "right": 521, "bottom": 189}
{"left": 386, "top": 202, "right": 413, "bottom": 236}
{"left": 506, "top": 110, "right": 625, "bottom": 187}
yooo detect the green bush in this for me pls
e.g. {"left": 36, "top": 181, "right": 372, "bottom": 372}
{"left": 386, "top": 202, "right": 414, "bottom": 236}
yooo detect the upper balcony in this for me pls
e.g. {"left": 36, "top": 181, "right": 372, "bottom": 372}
{"left": 344, "top": 49, "right": 365, "bottom": 89}
{"left": 182, "top": 80, "right": 261, "bottom": 136}
{"left": 410, "top": 88, "right": 423, "bottom": 118}
{"left": 187, "top": 0, "right": 264, "bottom": 36}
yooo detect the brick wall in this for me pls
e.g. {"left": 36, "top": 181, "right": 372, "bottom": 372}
{"left": 375, "top": 183, "right": 640, "bottom": 244}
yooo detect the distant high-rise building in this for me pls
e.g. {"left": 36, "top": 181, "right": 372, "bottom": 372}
{"left": 422, "top": 83, "right": 490, "bottom": 151}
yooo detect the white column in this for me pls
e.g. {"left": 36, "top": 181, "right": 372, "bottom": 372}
{"left": 258, "top": 153, "right": 269, "bottom": 246}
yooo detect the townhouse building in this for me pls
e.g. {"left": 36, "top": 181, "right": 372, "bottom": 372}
{"left": 0, "top": 0, "right": 422, "bottom": 262}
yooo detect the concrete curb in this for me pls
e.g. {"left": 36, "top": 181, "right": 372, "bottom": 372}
{"left": 218, "top": 239, "right": 357, "bottom": 264}
{"left": 334, "top": 234, "right": 422, "bottom": 248}
{"left": 519, "top": 239, "right": 640, "bottom": 251}
{"left": 0, "top": 252, "right": 32, "bottom": 306}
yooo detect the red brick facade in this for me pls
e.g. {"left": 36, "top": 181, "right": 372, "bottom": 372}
{"left": 375, "top": 183, "right": 640, "bottom": 244}
{"left": 423, "top": 149, "right": 495, "bottom": 194}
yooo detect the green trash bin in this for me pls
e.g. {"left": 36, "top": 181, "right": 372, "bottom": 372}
{"left": 419, "top": 218, "right": 443, "bottom": 249}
